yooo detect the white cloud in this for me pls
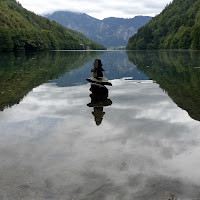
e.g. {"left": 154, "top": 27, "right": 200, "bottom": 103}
{"left": 17, "top": 0, "right": 172, "bottom": 19}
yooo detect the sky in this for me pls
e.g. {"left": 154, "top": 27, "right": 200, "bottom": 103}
{"left": 17, "top": 0, "right": 172, "bottom": 20}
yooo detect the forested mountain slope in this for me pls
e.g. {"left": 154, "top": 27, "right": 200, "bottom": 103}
{"left": 127, "top": 0, "right": 200, "bottom": 50}
{"left": 0, "top": 0, "right": 105, "bottom": 51}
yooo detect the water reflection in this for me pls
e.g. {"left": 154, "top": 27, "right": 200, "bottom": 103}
{"left": 87, "top": 83, "right": 112, "bottom": 126}
{"left": 127, "top": 50, "right": 200, "bottom": 121}
{"left": 53, "top": 51, "right": 149, "bottom": 87}
{"left": 1, "top": 51, "right": 200, "bottom": 199}
{"left": 0, "top": 51, "right": 102, "bottom": 111}
{"left": 1, "top": 78, "right": 200, "bottom": 199}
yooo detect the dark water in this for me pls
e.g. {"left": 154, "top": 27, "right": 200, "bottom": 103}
{"left": 0, "top": 50, "right": 200, "bottom": 200}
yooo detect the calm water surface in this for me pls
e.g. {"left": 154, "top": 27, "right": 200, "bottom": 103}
{"left": 0, "top": 50, "right": 200, "bottom": 199}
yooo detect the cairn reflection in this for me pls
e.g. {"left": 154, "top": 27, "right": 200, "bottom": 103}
{"left": 87, "top": 59, "right": 112, "bottom": 126}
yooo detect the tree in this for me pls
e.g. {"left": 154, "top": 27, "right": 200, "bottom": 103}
{"left": 191, "top": 25, "right": 200, "bottom": 50}
{"left": 0, "top": 26, "right": 13, "bottom": 51}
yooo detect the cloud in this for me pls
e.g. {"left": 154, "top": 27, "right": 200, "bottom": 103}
{"left": 17, "top": 0, "right": 172, "bottom": 19}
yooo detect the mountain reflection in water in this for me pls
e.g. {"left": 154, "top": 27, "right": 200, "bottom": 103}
{"left": 127, "top": 50, "right": 200, "bottom": 122}
{"left": 0, "top": 51, "right": 200, "bottom": 199}
{"left": 0, "top": 51, "right": 102, "bottom": 111}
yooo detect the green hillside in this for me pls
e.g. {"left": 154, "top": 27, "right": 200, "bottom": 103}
{"left": 0, "top": 0, "right": 106, "bottom": 51}
{"left": 127, "top": 0, "right": 200, "bottom": 50}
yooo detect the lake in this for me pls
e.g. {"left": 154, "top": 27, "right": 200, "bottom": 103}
{"left": 0, "top": 50, "right": 200, "bottom": 200}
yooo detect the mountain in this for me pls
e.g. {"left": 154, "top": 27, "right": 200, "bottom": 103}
{"left": 127, "top": 0, "right": 200, "bottom": 50}
{"left": 46, "top": 11, "right": 152, "bottom": 47}
{"left": 0, "top": 0, "right": 105, "bottom": 52}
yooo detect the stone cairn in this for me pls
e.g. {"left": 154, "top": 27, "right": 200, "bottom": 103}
{"left": 86, "top": 58, "right": 112, "bottom": 86}
{"left": 86, "top": 58, "right": 112, "bottom": 126}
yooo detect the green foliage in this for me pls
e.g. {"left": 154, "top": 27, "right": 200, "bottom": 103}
{"left": 191, "top": 24, "right": 200, "bottom": 49}
{"left": 0, "top": 26, "right": 13, "bottom": 51}
{"left": 0, "top": 0, "right": 106, "bottom": 51}
{"left": 127, "top": 0, "right": 200, "bottom": 50}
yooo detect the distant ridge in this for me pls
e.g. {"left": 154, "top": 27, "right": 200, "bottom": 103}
{"left": 46, "top": 11, "right": 152, "bottom": 47}
{"left": 127, "top": 0, "right": 200, "bottom": 50}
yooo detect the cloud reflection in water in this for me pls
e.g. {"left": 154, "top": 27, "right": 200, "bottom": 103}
{"left": 0, "top": 78, "right": 200, "bottom": 199}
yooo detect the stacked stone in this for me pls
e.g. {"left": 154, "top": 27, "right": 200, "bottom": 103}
{"left": 86, "top": 59, "right": 112, "bottom": 86}
{"left": 86, "top": 59, "right": 112, "bottom": 126}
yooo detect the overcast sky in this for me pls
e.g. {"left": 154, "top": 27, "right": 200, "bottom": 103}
{"left": 17, "top": 0, "right": 172, "bottom": 19}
